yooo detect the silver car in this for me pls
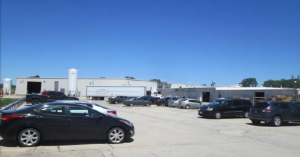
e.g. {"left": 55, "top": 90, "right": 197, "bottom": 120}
{"left": 168, "top": 97, "right": 179, "bottom": 107}
{"left": 172, "top": 98, "right": 187, "bottom": 107}
{"left": 179, "top": 99, "right": 202, "bottom": 109}
{"left": 54, "top": 100, "right": 117, "bottom": 115}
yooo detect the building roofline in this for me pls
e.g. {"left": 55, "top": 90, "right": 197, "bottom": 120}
{"left": 16, "top": 78, "right": 157, "bottom": 83}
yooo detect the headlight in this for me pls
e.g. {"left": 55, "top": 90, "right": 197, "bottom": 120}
{"left": 207, "top": 107, "right": 213, "bottom": 111}
{"left": 120, "top": 119, "right": 133, "bottom": 126}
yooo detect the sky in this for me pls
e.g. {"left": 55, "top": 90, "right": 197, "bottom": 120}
{"left": 1, "top": 0, "right": 299, "bottom": 86}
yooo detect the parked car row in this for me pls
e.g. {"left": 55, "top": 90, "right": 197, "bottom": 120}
{"left": 0, "top": 100, "right": 134, "bottom": 147}
{"left": 198, "top": 97, "right": 300, "bottom": 127}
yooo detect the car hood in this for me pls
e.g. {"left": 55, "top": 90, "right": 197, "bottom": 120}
{"left": 106, "top": 113, "right": 129, "bottom": 121}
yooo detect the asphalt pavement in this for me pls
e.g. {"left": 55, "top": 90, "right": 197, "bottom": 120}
{"left": 1, "top": 98, "right": 300, "bottom": 157}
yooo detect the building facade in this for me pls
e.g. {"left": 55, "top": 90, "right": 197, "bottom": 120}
{"left": 15, "top": 78, "right": 158, "bottom": 97}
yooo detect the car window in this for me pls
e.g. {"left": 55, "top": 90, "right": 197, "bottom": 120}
{"left": 253, "top": 102, "right": 270, "bottom": 108}
{"left": 47, "top": 91, "right": 55, "bottom": 96}
{"left": 233, "top": 100, "right": 242, "bottom": 106}
{"left": 69, "top": 106, "right": 96, "bottom": 117}
{"left": 242, "top": 100, "right": 252, "bottom": 106}
{"left": 278, "top": 102, "right": 290, "bottom": 109}
{"left": 222, "top": 100, "right": 233, "bottom": 106}
{"left": 56, "top": 92, "right": 65, "bottom": 96}
{"left": 288, "top": 103, "right": 299, "bottom": 111}
{"left": 40, "top": 106, "right": 65, "bottom": 115}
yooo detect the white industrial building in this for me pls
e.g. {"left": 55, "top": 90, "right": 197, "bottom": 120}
{"left": 14, "top": 69, "right": 158, "bottom": 97}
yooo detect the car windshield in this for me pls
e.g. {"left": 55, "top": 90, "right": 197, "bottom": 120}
{"left": 211, "top": 100, "right": 226, "bottom": 105}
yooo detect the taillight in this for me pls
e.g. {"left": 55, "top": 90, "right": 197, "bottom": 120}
{"left": 263, "top": 109, "right": 272, "bottom": 113}
{"left": 2, "top": 114, "right": 23, "bottom": 120}
{"left": 107, "top": 111, "right": 117, "bottom": 115}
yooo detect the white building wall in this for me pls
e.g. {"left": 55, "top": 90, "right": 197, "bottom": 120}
{"left": 16, "top": 78, "right": 157, "bottom": 96}
{"left": 77, "top": 79, "right": 157, "bottom": 96}
{"left": 16, "top": 78, "right": 68, "bottom": 95}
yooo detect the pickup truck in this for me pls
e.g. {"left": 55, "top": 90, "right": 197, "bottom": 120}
{"left": 108, "top": 96, "right": 133, "bottom": 104}
{"left": 25, "top": 91, "right": 79, "bottom": 104}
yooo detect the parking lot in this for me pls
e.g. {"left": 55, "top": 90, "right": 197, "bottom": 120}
{"left": 1, "top": 99, "right": 300, "bottom": 157}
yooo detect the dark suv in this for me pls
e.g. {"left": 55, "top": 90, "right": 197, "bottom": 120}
{"left": 198, "top": 98, "right": 253, "bottom": 119}
{"left": 249, "top": 101, "right": 300, "bottom": 127}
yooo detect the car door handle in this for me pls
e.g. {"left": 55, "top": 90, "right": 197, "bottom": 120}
{"left": 68, "top": 119, "right": 77, "bottom": 123}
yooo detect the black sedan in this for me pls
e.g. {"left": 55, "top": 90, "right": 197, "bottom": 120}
{"left": 0, "top": 102, "right": 134, "bottom": 147}
{"left": 123, "top": 97, "right": 151, "bottom": 106}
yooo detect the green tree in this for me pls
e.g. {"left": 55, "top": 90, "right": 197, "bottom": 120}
{"left": 149, "top": 79, "right": 161, "bottom": 83}
{"left": 28, "top": 75, "right": 40, "bottom": 78}
{"left": 125, "top": 76, "right": 135, "bottom": 79}
{"left": 240, "top": 78, "right": 258, "bottom": 87}
{"left": 263, "top": 78, "right": 300, "bottom": 88}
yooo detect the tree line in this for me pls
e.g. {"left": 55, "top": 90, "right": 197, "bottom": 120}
{"left": 240, "top": 76, "right": 300, "bottom": 88}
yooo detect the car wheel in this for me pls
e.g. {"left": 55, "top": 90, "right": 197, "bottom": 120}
{"left": 214, "top": 111, "right": 221, "bottom": 119}
{"left": 18, "top": 128, "right": 41, "bottom": 147}
{"left": 107, "top": 127, "right": 125, "bottom": 144}
{"left": 272, "top": 116, "right": 282, "bottom": 127}
{"left": 31, "top": 99, "right": 40, "bottom": 105}
{"left": 243, "top": 111, "right": 249, "bottom": 118}
{"left": 146, "top": 103, "right": 150, "bottom": 107}
{"left": 115, "top": 101, "right": 119, "bottom": 104}
{"left": 130, "top": 103, "right": 134, "bottom": 107}
{"left": 251, "top": 120, "right": 261, "bottom": 124}
{"left": 185, "top": 105, "right": 190, "bottom": 109}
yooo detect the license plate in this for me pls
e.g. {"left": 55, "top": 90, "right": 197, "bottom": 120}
{"left": 199, "top": 112, "right": 203, "bottom": 114}
{"left": 254, "top": 111, "right": 258, "bottom": 113}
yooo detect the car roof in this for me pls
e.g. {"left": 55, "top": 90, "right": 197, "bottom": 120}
{"left": 44, "top": 102, "right": 93, "bottom": 108}
{"left": 55, "top": 100, "right": 91, "bottom": 103}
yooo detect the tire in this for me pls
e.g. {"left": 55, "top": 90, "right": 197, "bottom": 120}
{"left": 251, "top": 120, "right": 261, "bottom": 125}
{"left": 115, "top": 101, "right": 119, "bottom": 104}
{"left": 214, "top": 111, "right": 222, "bottom": 119}
{"left": 107, "top": 127, "right": 125, "bottom": 144}
{"left": 31, "top": 99, "right": 40, "bottom": 105}
{"left": 243, "top": 111, "right": 249, "bottom": 118}
{"left": 185, "top": 105, "right": 190, "bottom": 109}
{"left": 18, "top": 128, "right": 41, "bottom": 147}
{"left": 272, "top": 116, "right": 282, "bottom": 127}
{"left": 130, "top": 103, "right": 134, "bottom": 107}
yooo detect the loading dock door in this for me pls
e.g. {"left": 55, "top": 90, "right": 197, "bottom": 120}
{"left": 254, "top": 92, "right": 265, "bottom": 104}
{"left": 27, "top": 82, "right": 42, "bottom": 94}
{"left": 202, "top": 92, "right": 210, "bottom": 102}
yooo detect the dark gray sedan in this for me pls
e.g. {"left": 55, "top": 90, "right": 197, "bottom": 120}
{"left": 123, "top": 97, "right": 151, "bottom": 106}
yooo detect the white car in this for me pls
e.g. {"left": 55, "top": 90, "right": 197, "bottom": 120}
{"left": 54, "top": 100, "right": 117, "bottom": 115}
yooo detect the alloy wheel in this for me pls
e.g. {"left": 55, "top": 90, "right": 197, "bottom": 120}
{"left": 107, "top": 127, "right": 125, "bottom": 144}
{"left": 18, "top": 128, "right": 40, "bottom": 147}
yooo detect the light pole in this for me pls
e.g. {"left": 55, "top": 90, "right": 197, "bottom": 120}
{"left": 295, "top": 81, "right": 298, "bottom": 100}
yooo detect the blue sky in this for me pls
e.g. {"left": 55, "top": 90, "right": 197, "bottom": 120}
{"left": 1, "top": 0, "right": 299, "bottom": 86}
